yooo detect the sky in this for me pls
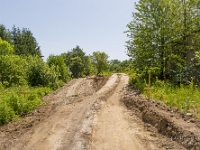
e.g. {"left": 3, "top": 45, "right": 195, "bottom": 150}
{"left": 0, "top": 0, "right": 138, "bottom": 61}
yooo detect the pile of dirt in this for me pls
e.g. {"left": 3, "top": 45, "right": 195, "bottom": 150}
{"left": 121, "top": 85, "right": 200, "bottom": 149}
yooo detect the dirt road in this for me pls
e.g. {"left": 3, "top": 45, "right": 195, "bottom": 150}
{"left": 1, "top": 74, "right": 200, "bottom": 149}
{"left": 91, "top": 74, "right": 152, "bottom": 150}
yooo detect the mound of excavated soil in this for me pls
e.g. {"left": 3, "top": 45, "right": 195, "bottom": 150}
{"left": 121, "top": 85, "right": 200, "bottom": 150}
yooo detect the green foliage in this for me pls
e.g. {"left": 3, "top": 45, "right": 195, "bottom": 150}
{"left": 0, "top": 102, "right": 16, "bottom": 125}
{"left": 11, "top": 26, "right": 41, "bottom": 56}
{"left": 0, "top": 39, "right": 27, "bottom": 86}
{"left": 69, "top": 57, "right": 84, "bottom": 78}
{"left": 61, "top": 45, "right": 85, "bottom": 66}
{"left": 26, "top": 56, "right": 60, "bottom": 89}
{"left": 83, "top": 56, "right": 93, "bottom": 76}
{"left": 0, "top": 55, "right": 27, "bottom": 86}
{"left": 61, "top": 45, "right": 89, "bottom": 77}
{"left": 110, "top": 59, "right": 122, "bottom": 73}
{"left": 129, "top": 73, "right": 147, "bottom": 92}
{"left": 91, "top": 51, "right": 109, "bottom": 75}
{"left": 148, "top": 79, "right": 200, "bottom": 115}
{"left": 129, "top": 72, "right": 200, "bottom": 116}
{"left": 0, "top": 26, "right": 82, "bottom": 126}
{"left": 26, "top": 56, "right": 48, "bottom": 86}
{"left": 0, "top": 25, "right": 41, "bottom": 57}
{"left": 7, "top": 93, "right": 41, "bottom": 115}
{"left": 0, "top": 24, "right": 12, "bottom": 43}
{"left": 0, "top": 86, "right": 52, "bottom": 125}
{"left": 126, "top": 0, "right": 200, "bottom": 83}
{"left": 0, "top": 38, "right": 14, "bottom": 55}
{"left": 47, "top": 55, "right": 71, "bottom": 82}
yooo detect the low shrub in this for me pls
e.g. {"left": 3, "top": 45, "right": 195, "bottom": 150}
{"left": 147, "top": 79, "right": 200, "bottom": 115}
{"left": 0, "top": 86, "right": 52, "bottom": 125}
{"left": 0, "top": 101, "right": 16, "bottom": 125}
{"left": 129, "top": 73, "right": 147, "bottom": 92}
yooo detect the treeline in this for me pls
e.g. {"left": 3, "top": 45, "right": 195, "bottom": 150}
{"left": 0, "top": 25, "right": 41, "bottom": 56}
{"left": 0, "top": 24, "right": 132, "bottom": 125}
{"left": 126, "top": 0, "right": 200, "bottom": 85}
{"left": 0, "top": 24, "right": 132, "bottom": 90}
{"left": 125, "top": 0, "right": 200, "bottom": 115}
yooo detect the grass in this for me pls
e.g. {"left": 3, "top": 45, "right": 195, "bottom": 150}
{"left": 0, "top": 86, "right": 52, "bottom": 125}
{"left": 100, "top": 71, "right": 112, "bottom": 76}
{"left": 143, "top": 79, "right": 200, "bottom": 117}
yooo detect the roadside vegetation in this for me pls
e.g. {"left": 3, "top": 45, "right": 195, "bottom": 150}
{"left": 148, "top": 80, "right": 200, "bottom": 117}
{"left": 0, "top": 86, "right": 52, "bottom": 125}
{"left": 0, "top": 25, "right": 112, "bottom": 125}
{"left": 126, "top": 0, "right": 200, "bottom": 117}
{"left": 1, "top": 0, "right": 200, "bottom": 125}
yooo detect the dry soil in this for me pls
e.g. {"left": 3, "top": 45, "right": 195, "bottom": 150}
{"left": 0, "top": 74, "right": 200, "bottom": 150}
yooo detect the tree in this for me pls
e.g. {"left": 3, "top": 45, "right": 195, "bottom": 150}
{"left": 125, "top": 0, "right": 200, "bottom": 82}
{"left": 0, "top": 39, "right": 26, "bottom": 86}
{"left": 69, "top": 57, "right": 84, "bottom": 78}
{"left": 47, "top": 55, "right": 71, "bottom": 82}
{"left": 110, "top": 59, "right": 122, "bottom": 73}
{"left": 11, "top": 26, "right": 41, "bottom": 56}
{"left": 61, "top": 45, "right": 88, "bottom": 77}
{"left": 91, "top": 51, "right": 109, "bottom": 75}
{"left": 83, "top": 56, "right": 93, "bottom": 76}
{"left": 0, "top": 25, "right": 12, "bottom": 43}
{"left": 26, "top": 56, "right": 60, "bottom": 88}
{"left": 0, "top": 38, "right": 14, "bottom": 55}
{"left": 61, "top": 45, "right": 85, "bottom": 66}
{"left": 0, "top": 55, "right": 27, "bottom": 86}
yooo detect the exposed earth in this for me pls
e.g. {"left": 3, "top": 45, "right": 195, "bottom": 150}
{"left": 0, "top": 74, "right": 200, "bottom": 150}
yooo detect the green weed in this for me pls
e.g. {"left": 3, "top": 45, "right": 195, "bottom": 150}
{"left": 129, "top": 75, "right": 200, "bottom": 116}
{"left": 149, "top": 79, "right": 200, "bottom": 115}
{"left": 0, "top": 86, "right": 52, "bottom": 126}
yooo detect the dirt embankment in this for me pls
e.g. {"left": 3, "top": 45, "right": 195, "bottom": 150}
{"left": 0, "top": 74, "right": 200, "bottom": 150}
{"left": 122, "top": 85, "right": 200, "bottom": 150}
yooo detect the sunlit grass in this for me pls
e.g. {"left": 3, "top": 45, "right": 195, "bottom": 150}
{"left": 143, "top": 79, "right": 200, "bottom": 117}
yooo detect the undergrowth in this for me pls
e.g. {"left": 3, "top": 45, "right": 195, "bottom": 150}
{"left": 0, "top": 86, "right": 52, "bottom": 125}
{"left": 147, "top": 79, "right": 200, "bottom": 116}
{"left": 129, "top": 75, "right": 200, "bottom": 117}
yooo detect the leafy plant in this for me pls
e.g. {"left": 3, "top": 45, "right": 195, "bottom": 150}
{"left": 91, "top": 51, "right": 109, "bottom": 75}
{"left": 47, "top": 55, "right": 71, "bottom": 82}
{"left": 149, "top": 79, "right": 200, "bottom": 115}
{"left": 0, "top": 86, "right": 52, "bottom": 125}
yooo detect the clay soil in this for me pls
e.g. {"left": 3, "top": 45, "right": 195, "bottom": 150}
{"left": 0, "top": 74, "right": 200, "bottom": 150}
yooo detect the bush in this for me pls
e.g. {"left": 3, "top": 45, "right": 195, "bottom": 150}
{"left": 7, "top": 93, "right": 42, "bottom": 115}
{"left": 0, "top": 86, "right": 52, "bottom": 125}
{"left": 0, "top": 55, "right": 27, "bottom": 87}
{"left": 0, "top": 102, "right": 16, "bottom": 125}
{"left": 149, "top": 79, "right": 200, "bottom": 115}
{"left": 129, "top": 73, "right": 147, "bottom": 92}
{"left": 47, "top": 55, "right": 71, "bottom": 82}
{"left": 26, "top": 56, "right": 61, "bottom": 89}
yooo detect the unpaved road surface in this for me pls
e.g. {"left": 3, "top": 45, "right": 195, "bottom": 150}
{"left": 0, "top": 74, "right": 200, "bottom": 150}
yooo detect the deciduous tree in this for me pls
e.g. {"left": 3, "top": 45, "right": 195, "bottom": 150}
{"left": 91, "top": 51, "right": 109, "bottom": 75}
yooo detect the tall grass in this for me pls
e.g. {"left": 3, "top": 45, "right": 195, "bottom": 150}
{"left": 143, "top": 79, "right": 200, "bottom": 116}
{"left": 0, "top": 86, "right": 52, "bottom": 125}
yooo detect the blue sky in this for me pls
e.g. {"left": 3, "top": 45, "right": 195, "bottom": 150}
{"left": 0, "top": 0, "right": 138, "bottom": 61}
